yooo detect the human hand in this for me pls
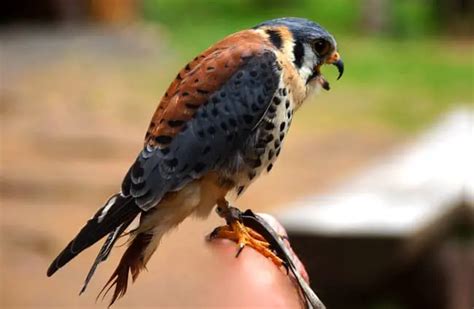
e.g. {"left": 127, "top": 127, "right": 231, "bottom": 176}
{"left": 205, "top": 213, "right": 310, "bottom": 308}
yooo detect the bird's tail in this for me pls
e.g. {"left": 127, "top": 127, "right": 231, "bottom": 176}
{"left": 97, "top": 231, "right": 156, "bottom": 307}
{"left": 79, "top": 215, "right": 135, "bottom": 295}
{"left": 97, "top": 202, "right": 177, "bottom": 306}
{"left": 46, "top": 193, "right": 141, "bottom": 278}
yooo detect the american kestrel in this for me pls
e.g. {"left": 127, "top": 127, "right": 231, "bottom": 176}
{"left": 47, "top": 17, "right": 343, "bottom": 305}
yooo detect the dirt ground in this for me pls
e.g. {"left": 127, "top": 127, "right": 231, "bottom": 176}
{"left": 0, "top": 26, "right": 399, "bottom": 308}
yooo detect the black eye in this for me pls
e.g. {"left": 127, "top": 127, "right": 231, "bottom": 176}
{"left": 313, "top": 39, "right": 330, "bottom": 55}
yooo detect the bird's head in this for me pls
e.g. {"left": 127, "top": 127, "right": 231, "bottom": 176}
{"left": 254, "top": 17, "right": 344, "bottom": 92}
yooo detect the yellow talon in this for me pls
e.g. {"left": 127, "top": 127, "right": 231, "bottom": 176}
{"left": 210, "top": 220, "right": 284, "bottom": 267}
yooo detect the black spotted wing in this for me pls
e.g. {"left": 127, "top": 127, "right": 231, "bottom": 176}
{"left": 124, "top": 51, "right": 282, "bottom": 210}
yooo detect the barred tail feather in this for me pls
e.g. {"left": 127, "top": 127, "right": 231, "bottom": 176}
{"left": 98, "top": 232, "right": 154, "bottom": 307}
{"left": 79, "top": 214, "right": 136, "bottom": 295}
{"left": 46, "top": 194, "right": 141, "bottom": 277}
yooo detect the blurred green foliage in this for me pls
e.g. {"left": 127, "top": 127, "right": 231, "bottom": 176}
{"left": 391, "top": 1, "right": 436, "bottom": 37}
{"left": 142, "top": 0, "right": 473, "bottom": 133}
{"left": 143, "top": 0, "right": 442, "bottom": 44}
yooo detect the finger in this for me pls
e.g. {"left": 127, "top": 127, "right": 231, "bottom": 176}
{"left": 257, "top": 213, "right": 310, "bottom": 284}
{"left": 206, "top": 238, "right": 304, "bottom": 308}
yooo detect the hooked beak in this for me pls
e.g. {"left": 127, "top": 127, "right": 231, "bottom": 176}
{"left": 309, "top": 51, "right": 344, "bottom": 91}
{"left": 326, "top": 51, "right": 344, "bottom": 80}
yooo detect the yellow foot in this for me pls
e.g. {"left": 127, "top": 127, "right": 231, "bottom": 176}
{"left": 210, "top": 221, "right": 284, "bottom": 268}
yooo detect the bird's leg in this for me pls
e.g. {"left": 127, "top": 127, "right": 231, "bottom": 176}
{"left": 209, "top": 200, "right": 284, "bottom": 267}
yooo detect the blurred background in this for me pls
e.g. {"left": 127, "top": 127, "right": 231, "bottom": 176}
{"left": 1, "top": 0, "right": 473, "bottom": 308}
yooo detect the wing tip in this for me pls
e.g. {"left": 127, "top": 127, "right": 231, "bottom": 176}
{"left": 47, "top": 251, "right": 68, "bottom": 277}
{"left": 46, "top": 262, "right": 58, "bottom": 277}
{"left": 46, "top": 241, "right": 75, "bottom": 277}
{"left": 46, "top": 195, "right": 139, "bottom": 284}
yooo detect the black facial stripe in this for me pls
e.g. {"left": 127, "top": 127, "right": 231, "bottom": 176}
{"left": 306, "top": 71, "right": 317, "bottom": 85}
{"left": 265, "top": 29, "right": 283, "bottom": 50}
{"left": 293, "top": 40, "right": 305, "bottom": 68}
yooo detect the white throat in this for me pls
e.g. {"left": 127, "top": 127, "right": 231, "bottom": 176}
{"left": 297, "top": 44, "right": 318, "bottom": 82}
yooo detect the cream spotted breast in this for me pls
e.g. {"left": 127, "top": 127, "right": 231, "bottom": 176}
{"left": 232, "top": 78, "right": 295, "bottom": 195}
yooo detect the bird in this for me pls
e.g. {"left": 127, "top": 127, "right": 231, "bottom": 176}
{"left": 46, "top": 17, "right": 344, "bottom": 306}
